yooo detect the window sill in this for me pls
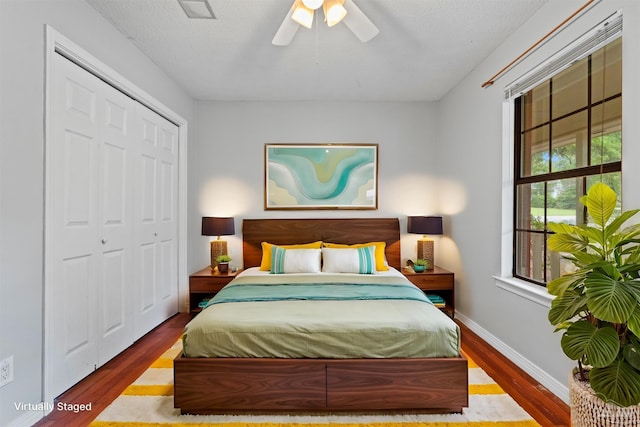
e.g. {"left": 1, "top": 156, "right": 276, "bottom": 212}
{"left": 493, "top": 276, "right": 553, "bottom": 308}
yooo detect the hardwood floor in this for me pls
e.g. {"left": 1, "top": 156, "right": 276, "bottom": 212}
{"left": 458, "top": 321, "right": 571, "bottom": 427}
{"left": 33, "top": 314, "right": 188, "bottom": 427}
{"left": 34, "top": 313, "right": 570, "bottom": 427}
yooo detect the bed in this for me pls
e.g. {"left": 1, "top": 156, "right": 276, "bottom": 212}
{"left": 174, "top": 218, "right": 468, "bottom": 414}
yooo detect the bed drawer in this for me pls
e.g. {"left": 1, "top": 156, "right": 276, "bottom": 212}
{"left": 326, "top": 358, "right": 468, "bottom": 410}
{"left": 174, "top": 357, "right": 326, "bottom": 412}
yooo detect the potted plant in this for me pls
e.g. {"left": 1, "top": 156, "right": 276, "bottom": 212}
{"left": 413, "top": 258, "right": 430, "bottom": 273}
{"left": 547, "top": 182, "right": 640, "bottom": 423}
{"left": 215, "top": 254, "right": 232, "bottom": 274}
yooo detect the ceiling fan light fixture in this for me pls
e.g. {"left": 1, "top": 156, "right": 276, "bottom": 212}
{"left": 302, "top": 0, "right": 324, "bottom": 10}
{"left": 323, "top": 0, "right": 347, "bottom": 27}
{"left": 292, "top": 0, "right": 314, "bottom": 29}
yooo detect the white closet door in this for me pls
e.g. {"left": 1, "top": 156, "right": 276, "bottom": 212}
{"left": 50, "top": 54, "right": 135, "bottom": 395}
{"left": 50, "top": 54, "right": 100, "bottom": 395}
{"left": 133, "top": 105, "right": 179, "bottom": 339}
{"left": 96, "top": 78, "right": 135, "bottom": 366}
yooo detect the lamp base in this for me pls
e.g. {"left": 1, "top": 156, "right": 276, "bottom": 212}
{"left": 417, "top": 239, "right": 435, "bottom": 270}
{"left": 210, "top": 240, "right": 228, "bottom": 271}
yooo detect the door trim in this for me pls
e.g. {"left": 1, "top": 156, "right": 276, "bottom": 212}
{"left": 43, "top": 26, "right": 188, "bottom": 404}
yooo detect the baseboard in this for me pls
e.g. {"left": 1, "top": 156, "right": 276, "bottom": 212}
{"left": 456, "top": 312, "right": 569, "bottom": 403}
{"left": 5, "top": 403, "right": 51, "bottom": 427}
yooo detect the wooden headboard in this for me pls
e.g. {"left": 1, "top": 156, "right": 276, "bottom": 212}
{"left": 242, "top": 218, "right": 401, "bottom": 270}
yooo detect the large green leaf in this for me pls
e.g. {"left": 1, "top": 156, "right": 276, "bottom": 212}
{"left": 548, "top": 233, "right": 589, "bottom": 253}
{"left": 561, "top": 321, "right": 619, "bottom": 367}
{"left": 624, "top": 341, "right": 640, "bottom": 371}
{"left": 606, "top": 209, "right": 640, "bottom": 238}
{"left": 585, "top": 272, "right": 640, "bottom": 324}
{"left": 629, "top": 306, "right": 640, "bottom": 337}
{"left": 547, "top": 273, "right": 585, "bottom": 297}
{"left": 591, "top": 359, "right": 640, "bottom": 407}
{"left": 621, "top": 245, "right": 640, "bottom": 267}
{"left": 548, "top": 222, "right": 579, "bottom": 235}
{"left": 576, "top": 225, "right": 607, "bottom": 246}
{"left": 571, "top": 251, "right": 605, "bottom": 267}
{"left": 548, "top": 289, "right": 586, "bottom": 325}
{"left": 585, "top": 182, "right": 617, "bottom": 228}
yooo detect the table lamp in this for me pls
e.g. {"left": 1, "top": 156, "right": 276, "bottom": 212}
{"left": 201, "top": 217, "right": 235, "bottom": 271}
{"left": 407, "top": 216, "right": 443, "bottom": 270}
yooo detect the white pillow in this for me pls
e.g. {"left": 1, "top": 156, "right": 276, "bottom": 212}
{"left": 321, "top": 246, "right": 376, "bottom": 274}
{"left": 270, "top": 247, "right": 321, "bottom": 274}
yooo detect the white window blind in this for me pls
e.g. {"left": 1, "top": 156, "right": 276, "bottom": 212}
{"left": 505, "top": 10, "right": 622, "bottom": 100}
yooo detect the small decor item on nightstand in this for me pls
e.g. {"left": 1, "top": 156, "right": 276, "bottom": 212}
{"left": 215, "top": 255, "right": 231, "bottom": 274}
{"left": 413, "top": 258, "right": 429, "bottom": 272}
{"left": 426, "top": 294, "right": 446, "bottom": 308}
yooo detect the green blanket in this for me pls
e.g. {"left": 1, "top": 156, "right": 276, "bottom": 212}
{"left": 205, "top": 282, "right": 431, "bottom": 308}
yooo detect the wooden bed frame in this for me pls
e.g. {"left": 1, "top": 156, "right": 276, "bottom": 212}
{"left": 174, "top": 218, "right": 468, "bottom": 414}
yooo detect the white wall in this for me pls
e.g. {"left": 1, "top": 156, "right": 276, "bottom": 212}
{"left": 188, "top": 101, "right": 442, "bottom": 272}
{"left": 0, "top": 1, "right": 194, "bottom": 425}
{"left": 438, "top": 0, "right": 640, "bottom": 400}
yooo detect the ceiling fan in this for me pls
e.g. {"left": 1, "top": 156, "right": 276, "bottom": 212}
{"left": 272, "top": 0, "right": 379, "bottom": 46}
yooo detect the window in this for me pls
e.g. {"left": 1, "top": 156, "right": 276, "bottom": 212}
{"left": 513, "top": 36, "right": 622, "bottom": 286}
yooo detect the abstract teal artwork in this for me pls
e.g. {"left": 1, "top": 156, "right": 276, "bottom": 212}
{"left": 265, "top": 144, "right": 378, "bottom": 210}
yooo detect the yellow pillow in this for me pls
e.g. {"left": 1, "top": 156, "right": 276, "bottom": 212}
{"left": 260, "top": 241, "right": 323, "bottom": 271}
{"left": 322, "top": 241, "right": 388, "bottom": 271}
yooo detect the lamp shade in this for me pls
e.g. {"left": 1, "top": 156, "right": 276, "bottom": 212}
{"left": 201, "top": 217, "right": 235, "bottom": 237}
{"left": 407, "top": 216, "right": 443, "bottom": 235}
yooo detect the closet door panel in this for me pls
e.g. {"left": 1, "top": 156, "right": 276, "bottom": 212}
{"left": 99, "top": 248, "right": 127, "bottom": 366}
{"left": 158, "top": 239, "right": 174, "bottom": 302}
{"left": 51, "top": 55, "right": 100, "bottom": 395}
{"left": 97, "top": 88, "right": 135, "bottom": 366}
{"left": 62, "top": 132, "right": 96, "bottom": 241}
{"left": 133, "top": 106, "right": 178, "bottom": 338}
{"left": 156, "top": 117, "right": 178, "bottom": 317}
{"left": 60, "top": 255, "right": 95, "bottom": 368}
{"left": 140, "top": 242, "right": 157, "bottom": 313}
{"left": 135, "top": 145, "right": 160, "bottom": 338}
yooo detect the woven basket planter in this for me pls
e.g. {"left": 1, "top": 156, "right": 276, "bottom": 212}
{"left": 570, "top": 372, "right": 640, "bottom": 427}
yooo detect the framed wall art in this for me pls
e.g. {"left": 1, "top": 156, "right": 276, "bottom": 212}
{"left": 264, "top": 143, "right": 378, "bottom": 210}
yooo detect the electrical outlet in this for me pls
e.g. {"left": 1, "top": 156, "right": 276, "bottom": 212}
{"left": 0, "top": 356, "right": 14, "bottom": 387}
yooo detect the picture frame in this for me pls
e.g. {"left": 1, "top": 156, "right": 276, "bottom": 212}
{"left": 264, "top": 143, "right": 378, "bottom": 210}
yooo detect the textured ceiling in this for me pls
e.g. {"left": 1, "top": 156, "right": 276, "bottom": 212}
{"left": 85, "top": 0, "right": 549, "bottom": 101}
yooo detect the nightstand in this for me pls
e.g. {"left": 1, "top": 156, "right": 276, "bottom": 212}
{"left": 402, "top": 266, "right": 455, "bottom": 318}
{"left": 189, "top": 267, "right": 240, "bottom": 313}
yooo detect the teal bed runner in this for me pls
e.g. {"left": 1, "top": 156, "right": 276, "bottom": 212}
{"left": 205, "top": 282, "right": 431, "bottom": 308}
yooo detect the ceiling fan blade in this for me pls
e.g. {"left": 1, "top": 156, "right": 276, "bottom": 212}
{"left": 272, "top": 2, "right": 300, "bottom": 46}
{"left": 342, "top": 0, "right": 379, "bottom": 43}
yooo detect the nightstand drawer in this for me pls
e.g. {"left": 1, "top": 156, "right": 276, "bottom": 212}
{"left": 408, "top": 274, "right": 453, "bottom": 290}
{"left": 190, "top": 279, "right": 228, "bottom": 293}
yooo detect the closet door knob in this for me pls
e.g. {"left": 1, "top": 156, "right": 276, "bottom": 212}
{"left": 101, "top": 239, "right": 107, "bottom": 245}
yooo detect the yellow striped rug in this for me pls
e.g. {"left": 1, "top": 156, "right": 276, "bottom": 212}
{"left": 90, "top": 340, "right": 539, "bottom": 427}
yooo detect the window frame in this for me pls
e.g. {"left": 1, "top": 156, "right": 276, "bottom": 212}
{"left": 503, "top": 11, "right": 622, "bottom": 287}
